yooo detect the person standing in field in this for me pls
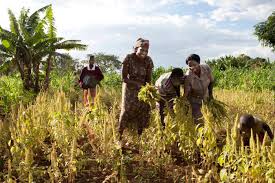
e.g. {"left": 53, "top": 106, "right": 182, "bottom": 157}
{"left": 184, "top": 54, "right": 214, "bottom": 124}
{"left": 79, "top": 55, "right": 104, "bottom": 107}
{"left": 155, "top": 68, "right": 185, "bottom": 127}
{"left": 118, "top": 38, "right": 154, "bottom": 141}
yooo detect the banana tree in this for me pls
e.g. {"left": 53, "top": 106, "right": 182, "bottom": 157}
{"left": 0, "top": 5, "right": 87, "bottom": 92}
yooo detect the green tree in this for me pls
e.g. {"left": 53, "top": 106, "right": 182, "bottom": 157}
{"left": 0, "top": 5, "right": 87, "bottom": 92}
{"left": 254, "top": 11, "right": 275, "bottom": 51}
{"left": 94, "top": 53, "right": 122, "bottom": 73}
{"left": 51, "top": 53, "right": 76, "bottom": 74}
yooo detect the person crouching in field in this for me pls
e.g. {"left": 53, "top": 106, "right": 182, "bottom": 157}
{"left": 238, "top": 114, "right": 274, "bottom": 146}
{"left": 155, "top": 68, "right": 184, "bottom": 127}
{"left": 118, "top": 38, "right": 154, "bottom": 142}
{"left": 184, "top": 54, "right": 214, "bottom": 124}
{"left": 79, "top": 55, "right": 104, "bottom": 107}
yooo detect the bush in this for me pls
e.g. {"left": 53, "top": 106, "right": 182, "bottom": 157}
{"left": 206, "top": 55, "right": 274, "bottom": 91}
{"left": 0, "top": 75, "right": 35, "bottom": 116}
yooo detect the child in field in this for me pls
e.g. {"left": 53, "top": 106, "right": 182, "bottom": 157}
{"left": 238, "top": 114, "right": 274, "bottom": 146}
{"left": 79, "top": 55, "right": 104, "bottom": 107}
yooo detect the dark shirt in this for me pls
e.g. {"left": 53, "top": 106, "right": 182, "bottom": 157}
{"left": 79, "top": 65, "right": 104, "bottom": 84}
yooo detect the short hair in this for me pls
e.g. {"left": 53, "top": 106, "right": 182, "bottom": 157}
{"left": 171, "top": 68, "right": 184, "bottom": 78}
{"left": 239, "top": 114, "right": 255, "bottom": 130}
{"left": 186, "top": 54, "right": 200, "bottom": 65}
{"left": 88, "top": 55, "right": 95, "bottom": 60}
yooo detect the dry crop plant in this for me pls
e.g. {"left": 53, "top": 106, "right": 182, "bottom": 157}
{"left": 84, "top": 87, "right": 126, "bottom": 182}
{"left": 216, "top": 116, "right": 275, "bottom": 182}
{"left": 1, "top": 84, "right": 274, "bottom": 182}
{"left": 6, "top": 91, "right": 86, "bottom": 182}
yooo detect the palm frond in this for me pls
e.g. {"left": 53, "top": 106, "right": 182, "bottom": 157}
{"left": 45, "top": 5, "right": 56, "bottom": 38}
{"left": 0, "top": 59, "right": 12, "bottom": 72}
{"left": 19, "top": 8, "right": 31, "bottom": 41}
{"left": 56, "top": 40, "right": 82, "bottom": 44}
{"left": 0, "top": 51, "right": 13, "bottom": 58}
{"left": 32, "top": 18, "right": 47, "bottom": 42}
{"left": 27, "top": 5, "right": 51, "bottom": 35}
{"left": 28, "top": 4, "right": 52, "bottom": 23}
{"left": 33, "top": 37, "right": 63, "bottom": 50}
{"left": 0, "top": 44, "right": 14, "bottom": 55}
{"left": 8, "top": 9, "right": 20, "bottom": 36}
{"left": 53, "top": 52, "right": 72, "bottom": 59}
{"left": 0, "top": 26, "right": 17, "bottom": 48}
{"left": 54, "top": 40, "right": 87, "bottom": 50}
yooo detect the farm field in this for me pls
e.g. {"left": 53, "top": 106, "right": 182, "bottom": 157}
{"left": 0, "top": 85, "right": 274, "bottom": 182}
{"left": 1, "top": 3, "right": 275, "bottom": 183}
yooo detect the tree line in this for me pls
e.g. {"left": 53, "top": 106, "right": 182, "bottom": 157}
{"left": 0, "top": 5, "right": 274, "bottom": 93}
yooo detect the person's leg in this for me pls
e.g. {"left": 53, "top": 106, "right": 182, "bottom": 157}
{"left": 89, "top": 87, "right": 96, "bottom": 106}
{"left": 168, "top": 99, "right": 175, "bottom": 116}
{"left": 191, "top": 102, "right": 203, "bottom": 125}
{"left": 118, "top": 112, "right": 127, "bottom": 141}
{"left": 83, "top": 89, "right": 89, "bottom": 106}
{"left": 159, "top": 99, "right": 166, "bottom": 127}
{"left": 137, "top": 128, "right": 143, "bottom": 136}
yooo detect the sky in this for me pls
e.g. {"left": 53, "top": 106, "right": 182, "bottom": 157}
{"left": 0, "top": 0, "right": 274, "bottom": 67}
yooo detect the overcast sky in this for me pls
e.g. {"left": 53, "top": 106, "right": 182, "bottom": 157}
{"left": 0, "top": 0, "right": 274, "bottom": 67}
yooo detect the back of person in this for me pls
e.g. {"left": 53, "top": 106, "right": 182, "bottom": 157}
{"left": 238, "top": 114, "right": 274, "bottom": 145}
{"left": 155, "top": 72, "right": 177, "bottom": 98}
{"left": 155, "top": 68, "right": 184, "bottom": 127}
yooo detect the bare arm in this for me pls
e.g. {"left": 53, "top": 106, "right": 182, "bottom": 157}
{"left": 184, "top": 75, "right": 191, "bottom": 97}
{"left": 79, "top": 67, "right": 86, "bottom": 83}
{"left": 206, "top": 64, "right": 214, "bottom": 99}
{"left": 263, "top": 123, "right": 274, "bottom": 140}
{"left": 96, "top": 66, "right": 104, "bottom": 81}
{"left": 175, "top": 86, "right": 180, "bottom": 97}
{"left": 208, "top": 82, "right": 214, "bottom": 99}
{"left": 145, "top": 57, "right": 154, "bottom": 84}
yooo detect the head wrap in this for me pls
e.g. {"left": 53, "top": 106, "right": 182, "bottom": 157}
{"left": 134, "top": 38, "right": 149, "bottom": 52}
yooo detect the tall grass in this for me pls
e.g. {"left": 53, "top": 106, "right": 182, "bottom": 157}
{"left": 212, "top": 67, "right": 274, "bottom": 91}
{"left": 4, "top": 91, "right": 86, "bottom": 182}
{"left": 0, "top": 77, "right": 274, "bottom": 182}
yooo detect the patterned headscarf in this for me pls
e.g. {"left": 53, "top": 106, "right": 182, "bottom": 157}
{"left": 134, "top": 38, "right": 149, "bottom": 52}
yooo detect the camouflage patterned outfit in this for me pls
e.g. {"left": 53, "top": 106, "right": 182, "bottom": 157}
{"left": 118, "top": 53, "right": 154, "bottom": 132}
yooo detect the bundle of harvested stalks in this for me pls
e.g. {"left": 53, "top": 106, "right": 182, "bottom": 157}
{"left": 138, "top": 83, "right": 161, "bottom": 108}
{"left": 173, "top": 96, "right": 193, "bottom": 122}
{"left": 202, "top": 99, "right": 228, "bottom": 126}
